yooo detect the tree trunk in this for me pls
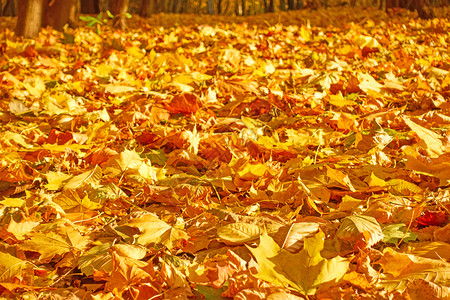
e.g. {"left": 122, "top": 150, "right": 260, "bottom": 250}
{"left": 410, "top": 0, "right": 430, "bottom": 18}
{"left": 288, "top": 0, "right": 295, "bottom": 9}
{"left": 249, "top": 0, "right": 256, "bottom": 14}
{"left": 110, "top": 0, "right": 129, "bottom": 29}
{"left": 42, "top": 0, "right": 73, "bottom": 31}
{"left": 207, "top": 0, "right": 214, "bottom": 14}
{"left": 217, "top": 0, "right": 222, "bottom": 14}
{"left": 172, "top": 0, "right": 183, "bottom": 13}
{"left": 268, "top": 0, "right": 274, "bottom": 12}
{"left": 80, "top": 0, "right": 99, "bottom": 13}
{"left": 141, "top": 0, "right": 152, "bottom": 16}
{"left": 142, "top": 0, "right": 160, "bottom": 16}
{"left": 223, "top": 0, "right": 231, "bottom": 14}
{"left": 69, "top": 0, "right": 78, "bottom": 26}
{"left": 180, "top": 0, "right": 189, "bottom": 13}
{"left": 2, "top": 0, "right": 17, "bottom": 16}
{"left": 385, "top": 0, "right": 431, "bottom": 18}
{"left": 16, "top": 0, "right": 44, "bottom": 38}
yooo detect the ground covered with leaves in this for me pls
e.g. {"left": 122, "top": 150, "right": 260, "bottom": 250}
{"left": 0, "top": 6, "right": 449, "bottom": 300}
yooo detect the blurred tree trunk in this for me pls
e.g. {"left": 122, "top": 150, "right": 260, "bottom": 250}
{"left": 98, "top": 0, "right": 108, "bottom": 10}
{"left": 249, "top": 0, "right": 256, "bottom": 14}
{"left": 174, "top": 0, "right": 185, "bottom": 12}
{"left": 268, "top": 0, "right": 274, "bottom": 12}
{"left": 2, "top": 0, "right": 17, "bottom": 16}
{"left": 223, "top": 0, "right": 231, "bottom": 14}
{"left": 141, "top": 0, "right": 155, "bottom": 16}
{"left": 110, "top": 0, "right": 129, "bottom": 29}
{"left": 16, "top": 0, "right": 44, "bottom": 37}
{"left": 69, "top": 0, "right": 79, "bottom": 26}
{"left": 16, "top": 0, "right": 74, "bottom": 37}
{"left": 207, "top": 0, "right": 214, "bottom": 13}
{"left": 385, "top": 0, "right": 396, "bottom": 10}
{"left": 181, "top": 0, "right": 189, "bottom": 13}
{"left": 80, "top": 0, "right": 99, "bottom": 13}
{"left": 410, "top": 0, "right": 429, "bottom": 18}
{"left": 241, "top": 0, "right": 246, "bottom": 14}
{"left": 217, "top": 0, "right": 222, "bottom": 14}
{"left": 288, "top": 0, "right": 295, "bottom": 9}
{"left": 42, "top": 0, "right": 73, "bottom": 30}
{"left": 385, "top": 0, "right": 430, "bottom": 18}
{"left": 163, "top": 0, "right": 170, "bottom": 11}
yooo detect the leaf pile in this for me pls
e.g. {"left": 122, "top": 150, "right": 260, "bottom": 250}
{"left": 0, "top": 7, "right": 450, "bottom": 300}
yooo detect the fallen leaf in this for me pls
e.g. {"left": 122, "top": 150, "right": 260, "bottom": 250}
{"left": 116, "top": 214, "right": 188, "bottom": 249}
{"left": 248, "top": 231, "right": 349, "bottom": 295}
{"left": 336, "top": 215, "right": 384, "bottom": 249}
{"left": 217, "top": 222, "right": 262, "bottom": 245}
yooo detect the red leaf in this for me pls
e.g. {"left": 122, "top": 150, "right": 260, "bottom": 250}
{"left": 416, "top": 211, "right": 448, "bottom": 227}
{"left": 165, "top": 93, "right": 200, "bottom": 114}
{"left": 136, "top": 131, "right": 161, "bottom": 145}
{"left": 22, "top": 45, "right": 39, "bottom": 58}
{"left": 47, "top": 129, "right": 87, "bottom": 145}
{"left": 362, "top": 46, "right": 379, "bottom": 57}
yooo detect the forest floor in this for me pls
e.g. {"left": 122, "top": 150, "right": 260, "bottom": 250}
{"left": 0, "top": 6, "right": 449, "bottom": 300}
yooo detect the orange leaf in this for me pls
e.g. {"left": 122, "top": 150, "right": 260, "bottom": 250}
{"left": 165, "top": 93, "right": 200, "bottom": 114}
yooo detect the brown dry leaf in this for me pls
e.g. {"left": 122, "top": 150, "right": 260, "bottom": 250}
{"left": 433, "top": 224, "right": 450, "bottom": 243}
{"left": 407, "top": 278, "right": 450, "bottom": 300}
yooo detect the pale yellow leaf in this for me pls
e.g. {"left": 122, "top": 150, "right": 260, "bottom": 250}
{"left": 336, "top": 215, "right": 384, "bottom": 247}
{"left": 45, "top": 171, "right": 72, "bottom": 191}
{"left": 63, "top": 165, "right": 102, "bottom": 190}
{"left": 118, "top": 214, "right": 188, "bottom": 250}
{"left": 217, "top": 223, "right": 261, "bottom": 245}
{"left": 403, "top": 117, "right": 444, "bottom": 158}
{"left": 0, "top": 252, "right": 32, "bottom": 282}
